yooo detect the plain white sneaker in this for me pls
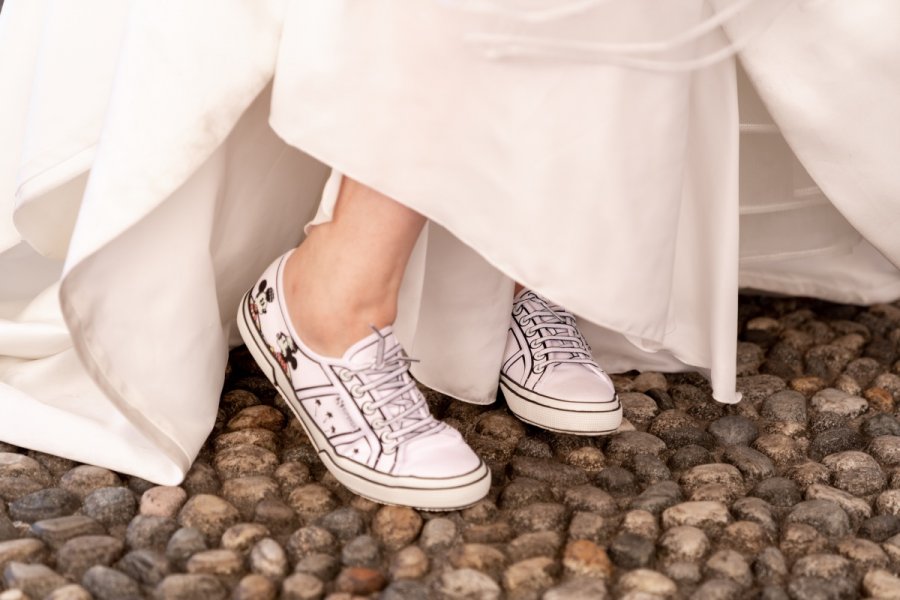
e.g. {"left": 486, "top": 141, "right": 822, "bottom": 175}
{"left": 236, "top": 251, "right": 490, "bottom": 510}
{"left": 500, "top": 289, "right": 622, "bottom": 435}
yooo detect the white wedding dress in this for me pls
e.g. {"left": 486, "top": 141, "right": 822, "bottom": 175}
{"left": 2, "top": 0, "right": 899, "bottom": 485}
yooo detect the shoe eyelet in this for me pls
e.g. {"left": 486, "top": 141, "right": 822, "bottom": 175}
{"left": 383, "top": 445, "right": 397, "bottom": 455}
{"left": 524, "top": 327, "right": 537, "bottom": 336}
{"left": 529, "top": 339, "right": 542, "bottom": 349}
{"left": 534, "top": 364, "right": 546, "bottom": 374}
{"left": 339, "top": 369, "right": 353, "bottom": 382}
{"left": 351, "top": 384, "right": 364, "bottom": 398}
{"left": 372, "top": 419, "right": 386, "bottom": 429}
{"left": 361, "top": 401, "right": 376, "bottom": 415}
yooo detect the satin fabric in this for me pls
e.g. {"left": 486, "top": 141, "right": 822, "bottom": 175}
{"left": 1, "top": 0, "right": 899, "bottom": 484}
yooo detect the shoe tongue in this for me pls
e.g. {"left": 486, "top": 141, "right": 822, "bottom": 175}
{"left": 341, "top": 326, "right": 396, "bottom": 367}
{"left": 520, "top": 293, "right": 579, "bottom": 361}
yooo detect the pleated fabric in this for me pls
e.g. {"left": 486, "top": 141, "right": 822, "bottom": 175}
{"left": 1, "top": 0, "right": 899, "bottom": 484}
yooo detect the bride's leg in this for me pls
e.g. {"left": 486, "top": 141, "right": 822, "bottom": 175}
{"left": 282, "top": 176, "right": 425, "bottom": 357}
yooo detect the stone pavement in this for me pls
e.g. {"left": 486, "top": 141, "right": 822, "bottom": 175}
{"left": 3, "top": 295, "right": 900, "bottom": 599}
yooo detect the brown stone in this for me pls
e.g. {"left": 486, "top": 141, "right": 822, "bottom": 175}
{"left": 333, "top": 567, "right": 386, "bottom": 595}
{"left": 562, "top": 540, "right": 614, "bottom": 580}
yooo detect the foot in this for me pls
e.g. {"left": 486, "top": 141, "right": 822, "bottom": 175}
{"left": 500, "top": 289, "right": 622, "bottom": 434}
{"left": 237, "top": 251, "right": 491, "bottom": 509}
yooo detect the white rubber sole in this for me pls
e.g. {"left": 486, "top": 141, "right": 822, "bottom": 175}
{"left": 236, "top": 292, "right": 491, "bottom": 510}
{"left": 500, "top": 375, "right": 622, "bottom": 436}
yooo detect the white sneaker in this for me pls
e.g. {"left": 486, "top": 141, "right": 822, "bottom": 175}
{"left": 500, "top": 289, "right": 622, "bottom": 435}
{"left": 236, "top": 251, "right": 490, "bottom": 510}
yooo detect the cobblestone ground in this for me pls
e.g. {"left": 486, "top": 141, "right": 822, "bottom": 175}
{"left": 4, "top": 295, "right": 900, "bottom": 599}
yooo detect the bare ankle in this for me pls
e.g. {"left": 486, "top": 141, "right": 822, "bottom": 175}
{"left": 282, "top": 247, "right": 398, "bottom": 357}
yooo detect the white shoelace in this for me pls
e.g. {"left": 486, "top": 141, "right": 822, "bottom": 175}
{"left": 341, "top": 329, "right": 442, "bottom": 453}
{"left": 514, "top": 293, "right": 596, "bottom": 373}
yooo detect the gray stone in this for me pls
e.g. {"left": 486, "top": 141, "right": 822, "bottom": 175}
{"left": 382, "top": 579, "right": 429, "bottom": 600}
{"left": 821, "top": 450, "right": 886, "bottom": 495}
{"left": 420, "top": 517, "right": 458, "bottom": 554}
{"left": 875, "top": 489, "right": 900, "bottom": 516}
{"left": 862, "top": 414, "right": 900, "bottom": 437}
{"left": 81, "top": 565, "right": 142, "bottom": 600}
{"left": 806, "top": 345, "right": 856, "bottom": 383}
{"left": 680, "top": 464, "right": 744, "bottom": 498}
{"left": 293, "top": 552, "right": 339, "bottom": 582}
{"left": 390, "top": 545, "right": 429, "bottom": 580}
{"left": 785, "top": 500, "right": 850, "bottom": 538}
{"left": 177, "top": 494, "right": 240, "bottom": 544}
{"left": 761, "top": 390, "right": 808, "bottom": 425}
{"left": 126, "top": 515, "right": 179, "bottom": 552}
{"left": 499, "top": 478, "right": 553, "bottom": 510}
{"left": 754, "top": 433, "right": 803, "bottom": 465}
{"left": 448, "top": 544, "right": 506, "bottom": 580}
{"left": 708, "top": 415, "right": 758, "bottom": 446}
{"left": 786, "top": 577, "right": 847, "bottom": 600}
{"left": 731, "top": 497, "right": 777, "bottom": 534}
{"left": 340, "top": 535, "right": 381, "bottom": 568}
{"left": 863, "top": 569, "right": 900, "bottom": 600}
{"left": 563, "top": 485, "right": 618, "bottom": 516}
{"left": 116, "top": 549, "right": 170, "bottom": 586}
{"left": 632, "top": 454, "right": 671, "bottom": 485}
{"left": 805, "top": 484, "right": 872, "bottom": 528}
{"left": 692, "top": 578, "right": 744, "bottom": 600}
{"left": 658, "top": 526, "right": 709, "bottom": 561}
{"left": 43, "top": 584, "right": 93, "bottom": 600}
{"left": 2, "top": 561, "right": 67, "bottom": 599}
{"left": 502, "top": 556, "right": 559, "bottom": 597}
{"left": 316, "top": 507, "right": 365, "bottom": 542}
{"left": 509, "top": 456, "right": 589, "bottom": 487}
{"left": 858, "top": 514, "right": 900, "bottom": 542}
{"left": 83, "top": 487, "right": 137, "bottom": 529}
{"left": 723, "top": 446, "right": 776, "bottom": 482}
{"left": 606, "top": 431, "right": 667, "bottom": 462}
{"left": 0, "top": 454, "right": 51, "bottom": 486}
{"left": 810, "top": 387, "right": 868, "bottom": 417}
{"left": 57, "top": 535, "right": 124, "bottom": 581}
{"left": 607, "top": 533, "right": 654, "bottom": 568}
{"left": 616, "top": 568, "right": 677, "bottom": 597}
{"left": 751, "top": 477, "right": 800, "bottom": 507}
{"left": 31, "top": 516, "right": 105, "bottom": 550}
{"left": 221, "top": 476, "right": 279, "bottom": 520}
{"left": 629, "top": 481, "right": 683, "bottom": 514}
{"left": 509, "top": 502, "right": 567, "bottom": 534}
{"left": 809, "top": 428, "right": 866, "bottom": 460}
{"left": 870, "top": 435, "right": 900, "bottom": 465}
{"left": 668, "top": 445, "right": 713, "bottom": 471}
{"left": 8, "top": 488, "right": 80, "bottom": 522}
{"left": 281, "top": 573, "right": 325, "bottom": 600}
{"left": 542, "top": 578, "right": 608, "bottom": 600}
{"left": 165, "top": 527, "right": 208, "bottom": 570}
{"left": 705, "top": 549, "right": 752, "bottom": 587}
{"left": 507, "top": 531, "right": 562, "bottom": 563}
{"left": 753, "top": 546, "right": 788, "bottom": 585}
{"left": 156, "top": 574, "right": 228, "bottom": 600}
{"left": 434, "top": 568, "right": 501, "bottom": 600}
{"left": 0, "top": 539, "right": 47, "bottom": 571}
{"left": 736, "top": 374, "right": 787, "bottom": 405}
{"left": 619, "top": 393, "right": 659, "bottom": 427}
{"left": 661, "top": 501, "right": 731, "bottom": 536}
{"left": 250, "top": 538, "right": 288, "bottom": 579}
{"left": 58, "top": 466, "right": 121, "bottom": 499}
{"left": 596, "top": 467, "right": 640, "bottom": 496}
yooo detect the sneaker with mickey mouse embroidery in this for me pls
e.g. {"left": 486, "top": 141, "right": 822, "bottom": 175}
{"left": 500, "top": 289, "right": 622, "bottom": 434}
{"left": 237, "top": 251, "right": 490, "bottom": 510}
